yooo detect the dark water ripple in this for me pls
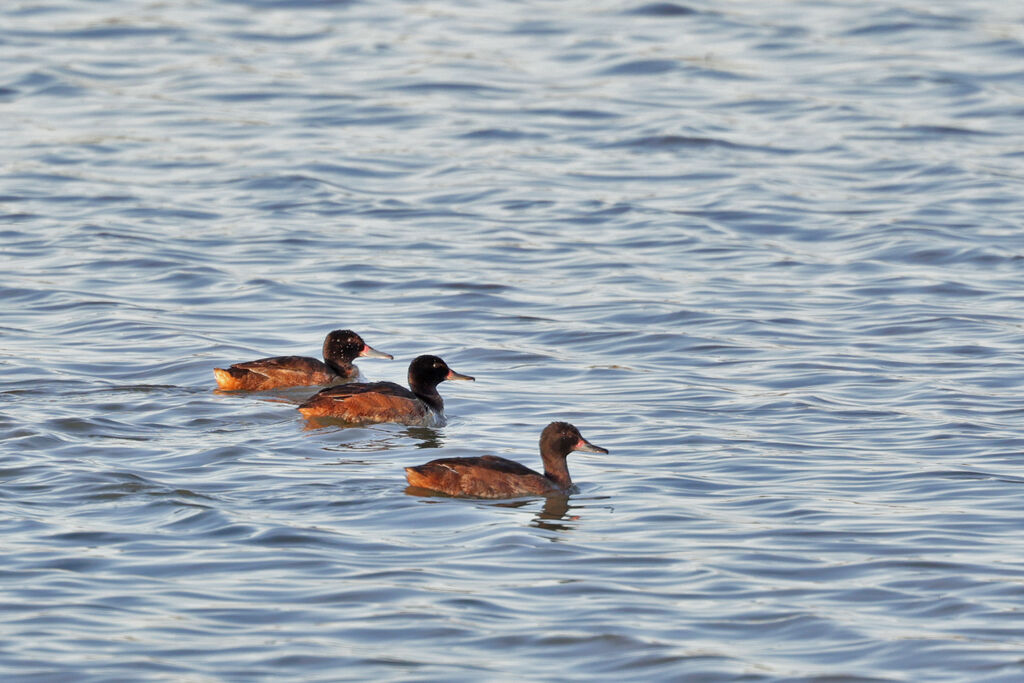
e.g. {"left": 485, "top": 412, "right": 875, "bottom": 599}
{"left": 3, "top": 0, "right": 1024, "bottom": 679}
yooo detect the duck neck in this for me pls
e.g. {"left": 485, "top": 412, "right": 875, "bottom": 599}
{"left": 542, "top": 455, "right": 572, "bottom": 491}
{"left": 410, "top": 381, "right": 443, "bottom": 413}
{"left": 325, "top": 358, "right": 356, "bottom": 379}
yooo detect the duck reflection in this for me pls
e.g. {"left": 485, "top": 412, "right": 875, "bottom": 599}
{"left": 402, "top": 426, "right": 444, "bottom": 449}
{"left": 494, "top": 495, "right": 578, "bottom": 532}
{"left": 319, "top": 425, "right": 444, "bottom": 451}
{"left": 404, "top": 487, "right": 583, "bottom": 534}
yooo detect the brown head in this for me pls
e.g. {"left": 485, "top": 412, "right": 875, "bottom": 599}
{"left": 538, "top": 421, "right": 608, "bottom": 490}
{"left": 322, "top": 329, "right": 392, "bottom": 370}
{"left": 540, "top": 422, "right": 609, "bottom": 460}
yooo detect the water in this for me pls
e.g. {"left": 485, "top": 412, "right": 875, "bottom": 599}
{"left": 3, "top": 0, "right": 1024, "bottom": 679}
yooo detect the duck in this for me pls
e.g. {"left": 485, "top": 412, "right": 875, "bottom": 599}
{"left": 405, "top": 422, "right": 607, "bottom": 498}
{"left": 214, "top": 329, "right": 392, "bottom": 391}
{"left": 297, "top": 354, "right": 474, "bottom": 425}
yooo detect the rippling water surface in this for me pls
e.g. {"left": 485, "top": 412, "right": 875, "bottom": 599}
{"left": 4, "top": 0, "right": 1024, "bottom": 679}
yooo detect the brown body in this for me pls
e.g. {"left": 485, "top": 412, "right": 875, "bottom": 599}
{"left": 298, "top": 382, "right": 431, "bottom": 424}
{"left": 406, "top": 456, "right": 563, "bottom": 498}
{"left": 405, "top": 422, "right": 608, "bottom": 499}
{"left": 214, "top": 356, "right": 353, "bottom": 391}
{"left": 214, "top": 329, "right": 390, "bottom": 391}
{"left": 298, "top": 355, "right": 474, "bottom": 425}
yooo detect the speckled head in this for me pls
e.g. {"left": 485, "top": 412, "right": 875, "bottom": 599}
{"left": 323, "top": 329, "right": 392, "bottom": 364}
{"left": 540, "top": 422, "right": 609, "bottom": 460}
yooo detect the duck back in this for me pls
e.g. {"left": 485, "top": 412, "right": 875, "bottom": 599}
{"left": 298, "top": 381, "right": 430, "bottom": 424}
{"left": 215, "top": 356, "right": 340, "bottom": 391}
{"left": 405, "top": 456, "right": 562, "bottom": 498}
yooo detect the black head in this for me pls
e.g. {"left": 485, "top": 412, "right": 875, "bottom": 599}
{"left": 540, "top": 422, "right": 609, "bottom": 460}
{"left": 407, "top": 354, "right": 474, "bottom": 390}
{"left": 323, "top": 329, "right": 392, "bottom": 363}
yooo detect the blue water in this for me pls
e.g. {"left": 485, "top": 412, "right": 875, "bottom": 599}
{"left": 3, "top": 0, "right": 1024, "bottom": 680}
